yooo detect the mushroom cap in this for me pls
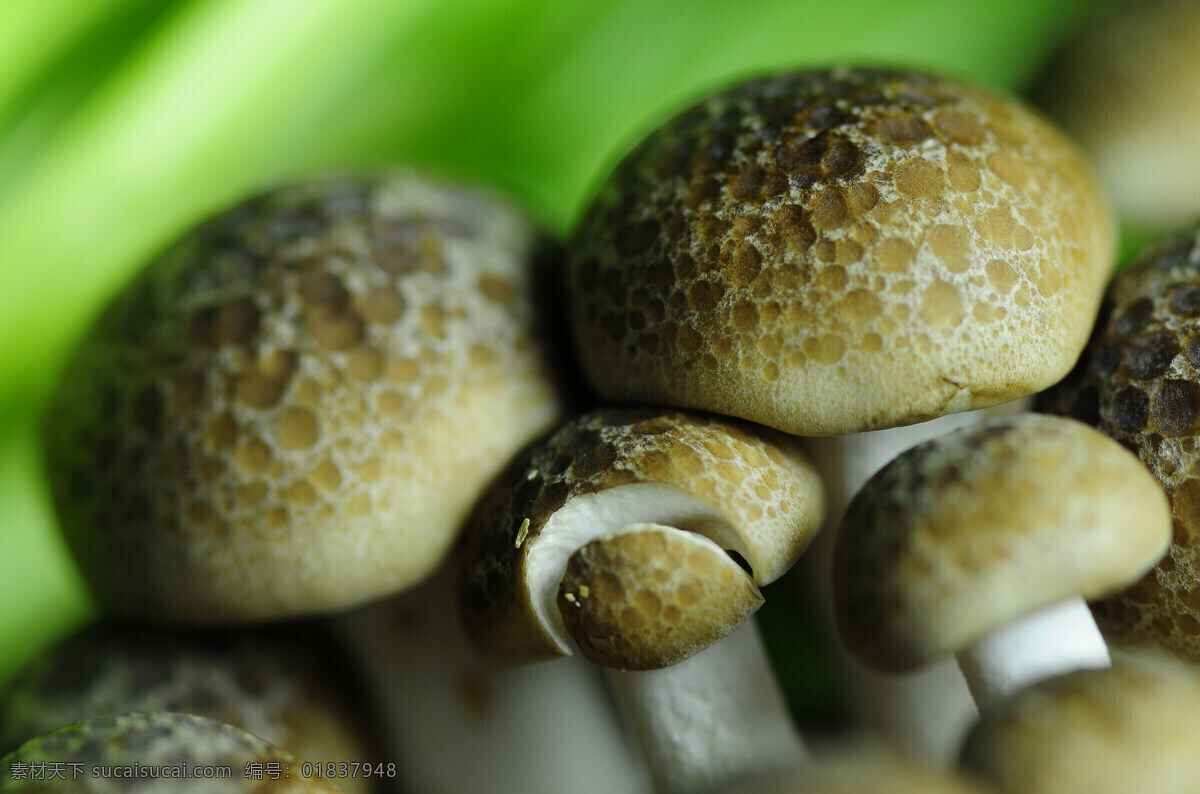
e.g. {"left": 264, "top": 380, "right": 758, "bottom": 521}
{"left": 959, "top": 650, "right": 1200, "bottom": 793}
{"left": 0, "top": 622, "right": 378, "bottom": 793}
{"left": 568, "top": 66, "right": 1114, "bottom": 436}
{"left": 1032, "top": 0, "right": 1200, "bottom": 228}
{"left": 0, "top": 711, "right": 345, "bottom": 792}
{"left": 557, "top": 523, "right": 764, "bottom": 670}
{"left": 1039, "top": 222, "right": 1200, "bottom": 661}
{"left": 457, "top": 408, "right": 825, "bottom": 666}
{"left": 726, "top": 739, "right": 996, "bottom": 794}
{"left": 833, "top": 413, "right": 1170, "bottom": 672}
{"left": 41, "top": 173, "right": 567, "bottom": 622}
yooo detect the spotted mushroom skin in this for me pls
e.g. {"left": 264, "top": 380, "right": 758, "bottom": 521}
{"left": 0, "top": 623, "right": 379, "bottom": 793}
{"left": 1039, "top": 224, "right": 1200, "bottom": 661}
{"left": 457, "top": 408, "right": 824, "bottom": 665}
{"left": 569, "top": 67, "right": 1114, "bottom": 436}
{"left": 834, "top": 413, "right": 1170, "bottom": 672}
{"left": 557, "top": 525, "right": 765, "bottom": 670}
{"left": 41, "top": 173, "right": 567, "bottom": 622}
{"left": 0, "top": 712, "right": 345, "bottom": 793}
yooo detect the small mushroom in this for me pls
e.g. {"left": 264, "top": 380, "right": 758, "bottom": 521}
{"left": 959, "top": 650, "right": 1200, "bottom": 793}
{"left": 0, "top": 711, "right": 345, "bottom": 792}
{"left": 40, "top": 172, "right": 568, "bottom": 622}
{"left": 0, "top": 621, "right": 379, "bottom": 794}
{"left": 1039, "top": 222, "right": 1200, "bottom": 662}
{"left": 1033, "top": 0, "right": 1200, "bottom": 229}
{"left": 833, "top": 413, "right": 1171, "bottom": 708}
{"left": 457, "top": 408, "right": 825, "bottom": 793}
{"left": 567, "top": 65, "right": 1115, "bottom": 757}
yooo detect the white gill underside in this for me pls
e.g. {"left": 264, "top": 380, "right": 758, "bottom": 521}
{"left": 523, "top": 483, "right": 740, "bottom": 655}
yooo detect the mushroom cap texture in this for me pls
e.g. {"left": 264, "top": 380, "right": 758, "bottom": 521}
{"left": 457, "top": 408, "right": 825, "bottom": 666}
{"left": 1032, "top": 0, "right": 1200, "bottom": 228}
{"left": 557, "top": 524, "right": 764, "bottom": 670}
{"left": 1039, "top": 222, "right": 1200, "bottom": 661}
{"left": 833, "top": 413, "right": 1170, "bottom": 672}
{"left": 727, "top": 739, "right": 996, "bottom": 794}
{"left": 959, "top": 650, "right": 1200, "bottom": 793}
{"left": 0, "top": 621, "right": 378, "bottom": 793}
{"left": 41, "top": 173, "right": 567, "bottom": 622}
{"left": 568, "top": 66, "right": 1114, "bottom": 436}
{"left": 0, "top": 711, "right": 345, "bottom": 792}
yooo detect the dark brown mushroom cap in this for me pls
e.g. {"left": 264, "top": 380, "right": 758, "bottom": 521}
{"left": 1032, "top": 0, "right": 1200, "bottom": 228}
{"left": 1039, "top": 222, "right": 1200, "bottom": 661}
{"left": 959, "top": 650, "right": 1200, "bottom": 793}
{"left": 0, "top": 711, "right": 345, "bottom": 792}
{"left": 568, "top": 66, "right": 1114, "bottom": 436}
{"left": 833, "top": 413, "right": 1170, "bottom": 672}
{"left": 457, "top": 408, "right": 824, "bottom": 666}
{"left": 0, "top": 622, "right": 378, "bottom": 793}
{"left": 41, "top": 173, "right": 567, "bottom": 623}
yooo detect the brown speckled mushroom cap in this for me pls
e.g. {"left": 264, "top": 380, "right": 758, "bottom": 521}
{"left": 0, "top": 622, "right": 378, "bottom": 793}
{"left": 41, "top": 173, "right": 567, "bottom": 623}
{"left": 0, "top": 711, "right": 345, "bottom": 792}
{"left": 568, "top": 66, "right": 1114, "bottom": 436}
{"left": 833, "top": 413, "right": 1170, "bottom": 672}
{"left": 457, "top": 408, "right": 824, "bottom": 667}
{"left": 1039, "top": 223, "right": 1200, "bottom": 660}
{"left": 557, "top": 523, "right": 765, "bottom": 670}
{"left": 959, "top": 650, "right": 1200, "bottom": 793}
{"left": 1033, "top": 0, "right": 1200, "bottom": 228}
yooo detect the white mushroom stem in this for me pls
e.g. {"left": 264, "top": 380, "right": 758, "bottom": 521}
{"left": 334, "top": 566, "right": 650, "bottom": 794}
{"left": 800, "top": 408, "right": 1005, "bottom": 760}
{"left": 608, "top": 620, "right": 805, "bottom": 794}
{"left": 957, "top": 595, "right": 1111, "bottom": 709}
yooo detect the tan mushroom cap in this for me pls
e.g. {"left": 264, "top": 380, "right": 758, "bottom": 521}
{"left": 0, "top": 622, "right": 377, "bottom": 793}
{"left": 569, "top": 66, "right": 1114, "bottom": 436}
{"left": 0, "top": 711, "right": 345, "bottom": 792}
{"left": 959, "top": 650, "right": 1200, "bottom": 793}
{"left": 1040, "top": 223, "right": 1200, "bottom": 661}
{"left": 457, "top": 408, "right": 825, "bottom": 667}
{"left": 726, "top": 739, "right": 996, "bottom": 794}
{"left": 41, "top": 173, "right": 567, "bottom": 622}
{"left": 558, "top": 523, "right": 764, "bottom": 670}
{"left": 1033, "top": 0, "right": 1200, "bottom": 228}
{"left": 834, "top": 413, "right": 1170, "bottom": 672}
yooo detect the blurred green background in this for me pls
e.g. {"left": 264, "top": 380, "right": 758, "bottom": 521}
{"left": 0, "top": 0, "right": 1113, "bottom": 692}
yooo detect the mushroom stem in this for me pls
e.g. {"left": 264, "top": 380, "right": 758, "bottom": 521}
{"left": 608, "top": 620, "right": 804, "bottom": 794}
{"left": 957, "top": 595, "right": 1111, "bottom": 709}
{"left": 336, "top": 566, "right": 650, "bottom": 794}
{"left": 800, "top": 408, "right": 1008, "bottom": 759}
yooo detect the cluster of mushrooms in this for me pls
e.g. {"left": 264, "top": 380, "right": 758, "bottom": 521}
{"left": 7, "top": 2, "right": 1200, "bottom": 792}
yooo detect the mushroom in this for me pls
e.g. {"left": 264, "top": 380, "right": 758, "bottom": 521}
{"left": 1033, "top": 0, "right": 1200, "bottom": 229}
{"left": 0, "top": 711, "right": 346, "bottom": 792}
{"left": 40, "top": 172, "right": 569, "bottom": 622}
{"left": 334, "top": 562, "right": 651, "bottom": 794}
{"left": 833, "top": 413, "right": 1171, "bottom": 708}
{"left": 1038, "top": 222, "right": 1200, "bottom": 662}
{"left": 723, "top": 737, "right": 997, "bottom": 794}
{"left": 0, "top": 621, "right": 379, "bottom": 794}
{"left": 565, "top": 65, "right": 1115, "bottom": 756}
{"left": 959, "top": 649, "right": 1200, "bottom": 793}
{"left": 457, "top": 408, "right": 825, "bottom": 793}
